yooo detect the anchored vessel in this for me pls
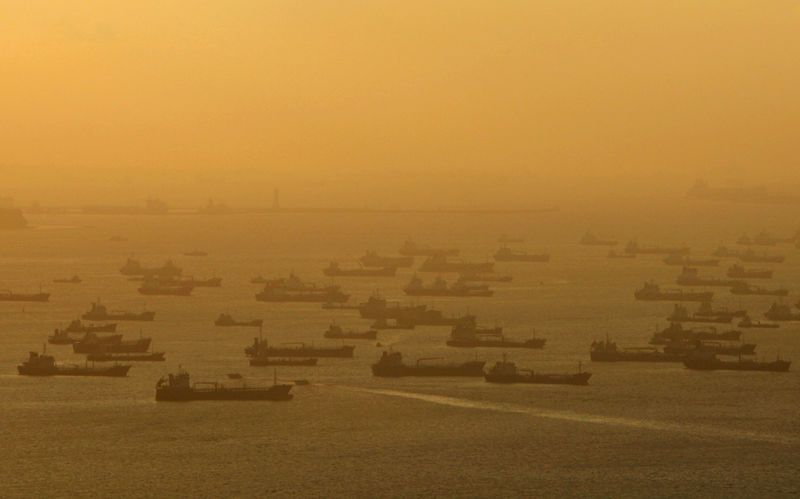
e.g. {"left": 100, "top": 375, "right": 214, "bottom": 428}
{"left": 323, "top": 261, "right": 397, "bottom": 277}
{"left": 120, "top": 258, "right": 182, "bottom": 278}
{"left": 764, "top": 303, "right": 800, "bottom": 321}
{"left": 676, "top": 267, "right": 741, "bottom": 287}
{"left": 73, "top": 334, "right": 152, "bottom": 354}
{"left": 650, "top": 323, "right": 741, "bottom": 345}
{"left": 255, "top": 274, "right": 349, "bottom": 303}
{"left": 371, "top": 351, "right": 485, "bottom": 377}
{"left": 590, "top": 339, "right": 683, "bottom": 362}
{"left": 484, "top": 358, "right": 591, "bottom": 385}
{"left": 726, "top": 264, "right": 772, "bottom": 279}
{"left": 738, "top": 249, "right": 785, "bottom": 263}
{"left": 447, "top": 323, "right": 545, "bottom": 349}
{"left": 668, "top": 304, "right": 733, "bottom": 324}
{"left": 249, "top": 357, "right": 318, "bottom": 366}
{"left": 493, "top": 246, "right": 549, "bottom": 262}
{"left": 18, "top": 351, "right": 130, "bottom": 376}
{"left": 155, "top": 369, "right": 293, "bottom": 401}
{"left": 215, "top": 314, "right": 263, "bottom": 327}
{"left": 663, "top": 254, "right": 719, "bottom": 266}
{"left": 54, "top": 275, "right": 82, "bottom": 284}
{"left": 0, "top": 290, "right": 50, "bottom": 302}
{"left": 419, "top": 255, "right": 494, "bottom": 273}
{"left": 634, "top": 281, "right": 713, "bottom": 302}
{"left": 64, "top": 319, "right": 117, "bottom": 333}
{"left": 245, "top": 338, "right": 355, "bottom": 358}
{"left": 729, "top": 282, "right": 788, "bottom": 297}
{"left": 403, "top": 275, "right": 493, "bottom": 297}
{"left": 625, "top": 241, "right": 689, "bottom": 255}
{"left": 608, "top": 250, "right": 636, "bottom": 259}
{"left": 82, "top": 302, "right": 155, "bottom": 321}
{"left": 49, "top": 330, "right": 121, "bottom": 345}
{"left": 324, "top": 323, "right": 377, "bottom": 340}
{"left": 737, "top": 316, "right": 779, "bottom": 329}
{"left": 459, "top": 271, "right": 512, "bottom": 283}
{"left": 87, "top": 352, "right": 165, "bottom": 362}
{"left": 683, "top": 353, "right": 790, "bottom": 372}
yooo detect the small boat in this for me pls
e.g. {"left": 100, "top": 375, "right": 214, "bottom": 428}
{"left": 155, "top": 369, "right": 293, "bottom": 401}
{"left": 249, "top": 357, "right": 318, "bottom": 367}
{"left": 214, "top": 313, "right": 263, "bottom": 327}
{"left": 0, "top": 290, "right": 50, "bottom": 302}
{"left": 87, "top": 352, "right": 165, "bottom": 362}
{"left": 53, "top": 275, "right": 82, "bottom": 284}
{"left": 484, "top": 357, "right": 590, "bottom": 385}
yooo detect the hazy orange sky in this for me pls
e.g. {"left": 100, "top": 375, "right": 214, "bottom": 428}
{"left": 2, "top": 1, "right": 799, "bottom": 207}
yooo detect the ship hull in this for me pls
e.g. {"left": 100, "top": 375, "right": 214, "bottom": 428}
{"left": 249, "top": 358, "right": 318, "bottom": 366}
{"left": 590, "top": 351, "right": 683, "bottom": 362}
{"left": 0, "top": 293, "right": 50, "bottom": 302}
{"left": 156, "top": 384, "right": 293, "bottom": 401}
{"left": 485, "top": 372, "right": 591, "bottom": 385}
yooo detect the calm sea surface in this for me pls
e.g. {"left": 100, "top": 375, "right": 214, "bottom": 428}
{"left": 1, "top": 200, "right": 799, "bottom": 498}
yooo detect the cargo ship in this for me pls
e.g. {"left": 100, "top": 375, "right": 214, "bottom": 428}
{"left": 738, "top": 249, "right": 785, "bottom": 263}
{"left": 764, "top": 302, "right": 800, "bottom": 321}
{"left": 649, "top": 323, "right": 741, "bottom": 345}
{"left": 138, "top": 280, "right": 193, "bottom": 296}
{"left": 18, "top": 350, "right": 130, "bottom": 377}
{"left": 634, "top": 281, "right": 713, "bottom": 302}
{"left": 155, "top": 369, "right": 293, "bottom": 401}
{"left": 249, "top": 357, "right": 318, "bottom": 366}
{"left": 493, "top": 247, "right": 549, "bottom": 262}
{"left": 663, "top": 254, "right": 719, "bottom": 266}
{"left": 87, "top": 351, "right": 165, "bottom": 362}
{"left": 403, "top": 275, "right": 493, "bottom": 297}
{"left": 458, "top": 271, "right": 512, "bottom": 283}
{"left": 245, "top": 338, "right": 355, "bottom": 358}
{"left": 53, "top": 275, "right": 82, "bottom": 284}
{"left": 215, "top": 313, "right": 263, "bottom": 327}
{"left": 323, "top": 261, "right": 397, "bottom": 277}
{"left": 726, "top": 264, "right": 772, "bottom": 279}
{"left": 590, "top": 339, "right": 682, "bottom": 362}
{"left": 683, "top": 353, "right": 790, "bottom": 372}
{"left": 72, "top": 334, "right": 152, "bottom": 354}
{"left": 64, "top": 319, "right": 117, "bottom": 333}
{"left": 668, "top": 304, "right": 733, "bottom": 324}
{"left": 484, "top": 357, "right": 590, "bottom": 385}
{"left": 419, "top": 255, "right": 493, "bottom": 273}
{"left": 625, "top": 241, "right": 689, "bottom": 255}
{"left": 0, "top": 290, "right": 50, "bottom": 302}
{"left": 737, "top": 316, "right": 779, "bottom": 328}
{"left": 82, "top": 302, "right": 155, "bottom": 321}
{"left": 324, "top": 323, "right": 377, "bottom": 339}
{"left": 120, "top": 258, "right": 182, "bottom": 278}
{"left": 371, "top": 351, "right": 485, "bottom": 377}
{"left": 729, "top": 282, "right": 789, "bottom": 297}
{"left": 676, "top": 267, "right": 741, "bottom": 287}
{"left": 447, "top": 324, "right": 545, "bottom": 349}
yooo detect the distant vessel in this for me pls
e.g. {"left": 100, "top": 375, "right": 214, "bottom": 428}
{"left": 81, "top": 302, "right": 155, "bottom": 321}
{"left": 64, "top": 319, "right": 117, "bottom": 333}
{"left": 255, "top": 274, "right": 349, "bottom": 303}
{"left": 53, "top": 275, "right": 82, "bottom": 284}
{"left": 498, "top": 234, "right": 524, "bottom": 243}
{"left": 668, "top": 304, "right": 733, "bottom": 324}
{"left": 249, "top": 357, "right": 318, "bottom": 367}
{"left": 713, "top": 246, "right": 741, "bottom": 258}
{"left": 0, "top": 290, "right": 49, "bottom": 302}
{"left": 607, "top": 250, "right": 636, "bottom": 259}
{"left": 215, "top": 313, "right": 263, "bottom": 327}
{"left": 18, "top": 350, "right": 130, "bottom": 377}
{"left": 245, "top": 338, "right": 355, "bottom": 358}
{"left": 419, "top": 255, "right": 493, "bottom": 273}
{"left": 323, "top": 261, "right": 396, "bottom": 277}
{"left": 447, "top": 323, "right": 545, "bottom": 349}
{"left": 72, "top": 333, "right": 152, "bottom": 354}
{"left": 358, "top": 251, "right": 414, "bottom": 268}
{"left": 738, "top": 249, "right": 784, "bottom": 263}
{"left": 736, "top": 232, "right": 790, "bottom": 246}
{"left": 183, "top": 250, "right": 207, "bottom": 257}
{"left": 49, "top": 330, "right": 121, "bottom": 345}
{"left": 675, "top": 267, "right": 741, "bottom": 287}
{"left": 87, "top": 352, "right": 165, "bottom": 362}
{"left": 729, "top": 282, "right": 788, "bottom": 297}
{"left": 403, "top": 275, "right": 493, "bottom": 297}
{"left": 493, "top": 246, "right": 549, "bottom": 262}
{"left": 321, "top": 302, "right": 360, "bottom": 310}
{"left": 726, "top": 264, "right": 772, "bottom": 279}
{"left": 649, "top": 323, "right": 740, "bottom": 345}
{"left": 459, "top": 271, "right": 512, "bottom": 283}
{"left": 398, "top": 239, "right": 459, "bottom": 257}
{"left": 120, "top": 258, "right": 182, "bottom": 278}
{"left": 663, "top": 254, "right": 719, "bottom": 266}
{"left": 580, "top": 233, "right": 617, "bottom": 246}
{"left": 764, "top": 302, "right": 800, "bottom": 321}
{"left": 138, "top": 280, "right": 193, "bottom": 296}
{"left": 683, "top": 352, "right": 790, "bottom": 372}
{"left": 371, "top": 351, "right": 485, "bottom": 377}
{"left": 693, "top": 301, "right": 746, "bottom": 319}
{"left": 625, "top": 241, "right": 689, "bottom": 255}
{"left": 357, "top": 294, "right": 467, "bottom": 327}
{"left": 590, "top": 339, "right": 682, "bottom": 362}
{"left": 634, "top": 281, "right": 713, "bottom": 302}
{"left": 737, "top": 316, "right": 779, "bottom": 329}
{"left": 155, "top": 369, "right": 293, "bottom": 401}
{"left": 484, "top": 357, "right": 590, "bottom": 385}
{"left": 662, "top": 340, "right": 756, "bottom": 357}
{"left": 370, "top": 317, "right": 416, "bottom": 330}
{"left": 324, "top": 323, "right": 377, "bottom": 340}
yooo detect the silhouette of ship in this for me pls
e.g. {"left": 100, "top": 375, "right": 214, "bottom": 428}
{"left": 668, "top": 304, "right": 733, "bottom": 324}
{"left": 737, "top": 316, "right": 779, "bottom": 329}
{"left": 403, "top": 275, "right": 493, "bottom": 297}
{"left": 53, "top": 275, "right": 82, "bottom": 284}
{"left": 138, "top": 280, "right": 193, "bottom": 296}
{"left": 323, "top": 261, "right": 397, "bottom": 277}
{"left": 324, "top": 323, "right": 377, "bottom": 339}
{"left": 18, "top": 350, "right": 130, "bottom": 377}
{"left": 712, "top": 246, "right": 742, "bottom": 258}
{"left": 580, "top": 232, "right": 617, "bottom": 246}
{"left": 683, "top": 352, "right": 790, "bottom": 372}
{"left": 0, "top": 290, "right": 50, "bottom": 302}
{"left": 82, "top": 302, "right": 155, "bottom": 321}
{"left": 49, "top": 330, "right": 121, "bottom": 345}
{"left": 255, "top": 273, "right": 349, "bottom": 303}
{"left": 72, "top": 333, "right": 152, "bottom": 354}
{"left": 764, "top": 302, "right": 800, "bottom": 321}
{"left": 649, "top": 323, "right": 740, "bottom": 345}
{"left": 726, "top": 264, "right": 772, "bottom": 279}
{"left": 245, "top": 337, "right": 355, "bottom": 358}
{"left": 447, "top": 323, "right": 545, "bottom": 349}
{"left": 419, "top": 255, "right": 493, "bottom": 273}
{"left": 155, "top": 369, "right": 293, "bottom": 401}
{"left": 485, "top": 357, "right": 590, "bottom": 385}
{"left": 215, "top": 313, "right": 263, "bottom": 327}
{"left": 398, "top": 239, "right": 459, "bottom": 257}
{"left": 87, "top": 351, "right": 165, "bottom": 362}
{"left": 634, "top": 281, "right": 713, "bottom": 302}
{"left": 590, "top": 339, "right": 683, "bottom": 362}
{"left": 358, "top": 251, "right": 414, "bottom": 268}
{"left": 663, "top": 254, "right": 719, "bottom": 266}
{"left": 371, "top": 351, "right": 485, "bottom": 377}
{"left": 729, "top": 282, "right": 788, "bottom": 297}
{"left": 120, "top": 258, "right": 182, "bottom": 278}
{"left": 459, "top": 271, "right": 512, "bottom": 283}
{"left": 64, "top": 319, "right": 117, "bottom": 333}
{"left": 493, "top": 246, "right": 549, "bottom": 262}
{"left": 676, "top": 267, "right": 742, "bottom": 287}
{"left": 738, "top": 249, "right": 784, "bottom": 263}
{"left": 625, "top": 241, "right": 689, "bottom": 255}
{"left": 736, "top": 232, "right": 791, "bottom": 246}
